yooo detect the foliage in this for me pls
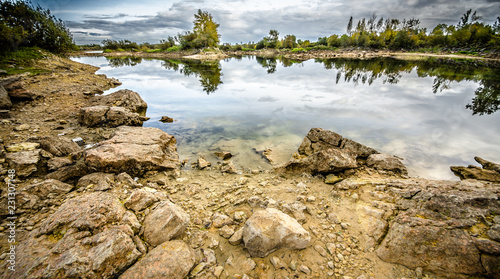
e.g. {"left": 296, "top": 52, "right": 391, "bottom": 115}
{"left": 0, "top": 0, "right": 76, "bottom": 53}
{"left": 179, "top": 10, "right": 220, "bottom": 50}
{"left": 102, "top": 39, "right": 139, "bottom": 51}
{"left": 0, "top": 47, "right": 48, "bottom": 75}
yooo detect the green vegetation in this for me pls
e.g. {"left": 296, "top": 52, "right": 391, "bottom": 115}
{"left": 225, "top": 10, "right": 499, "bottom": 53}
{"left": 0, "top": 47, "right": 49, "bottom": 75}
{"left": 0, "top": 0, "right": 76, "bottom": 54}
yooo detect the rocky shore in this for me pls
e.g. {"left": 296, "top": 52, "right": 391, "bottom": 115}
{"left": 0, "top": 53, "right": 499, "bottom": 279}
{"left": 73, "top": 48, "right": 500, "bottom": 63}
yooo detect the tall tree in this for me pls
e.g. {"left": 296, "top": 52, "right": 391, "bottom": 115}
{"left": 347, "top": 16, "right": 353, "bottom": 36}
{"left": 193, "top": 9, "right": 220, "bottom": 48}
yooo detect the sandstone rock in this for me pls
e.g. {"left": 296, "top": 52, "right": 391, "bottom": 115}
{"left": 38, "top": 192, "right": 126, "bottom": 235}
{"left": 78, "top": 106, "right": 146, "bottom": 127}
{"left": 197, "top": 156, "right": 211, "bottom": 169}
{"left": 0, "top": 85, "right": 12, "bottom": 109}
{"left": 160, "top": 116, "right": 174, "bottom": 123}
{"left": 46, "top": 159, "right": 89, "bottom": 182}
{"left": 85, "top": 126, "right": 180, "bottom": 175}
{"left": 229, "top": 227, "right": 244, "bottom": 245}
{"left": 214, "top": 151, "right": 232, "bottom": 160}
{"left": 366, "top": 153, "right": 408, "bottom": 175}
{"left": 17, "top": 179, "right": 74, "bottom": 210}
{"left": 5, "top": 142, "right": 40, "bottom": 152}
{"left": 120, "top": 240, "right": 195, "bottom": 279}
{"left": 375, "top": 178, "right": 500, "bottom": 278}
{"left": 4, "top": 192, "right": 141, "bottom": 279}
{"left": 451, "top": 166, "right": 500, "bottom": 182}
{"left": 325, "top": 174, "right": 343, "bottom": 184}
{"left": 219, "top": 225, "right": 235, "bottom": 239}
{"left": 8, "top": 226, "right": 140, "bottom": 279}
{"left": 77, "top": 172, "right": 115, "bottom": 189}
{"left": 376, "top": 222, "right": 483, "bottom": 277}
{"left": 47, "top": 156, "right": 73, "bottom": 171}
{"left": 29, "top": 135, "right": 80, "bottom": 157}
{"left": 475, "top": 156, "right": 500, "bottom": 173}
{"left": 242, "top": 208, "right": 311, "bottom": 257}
{"left": 221, "top": 161, "right": 238, "bottom": 174}
{"left": 143, "top": 200, "right": 190, "bottom": 246}
{"left": 124, "top": 188, "right": 160, "bottom": 212}
{"left": 14, "top": 123, "right": 30, "bottom": 131}
{"left": 5, "top": 149, "right": 40, "bottom": 177}
{"left": 212, "top": 212, "right": 234, "bottom": 228}
{"left": 280, "top": 148, "right": 357, "bottom": 174}
{"left": 86, "top": 89, "right": 147, "bottom": 115}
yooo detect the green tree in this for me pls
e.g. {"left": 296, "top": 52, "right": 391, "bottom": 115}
{"left": 266, "top": 29, "right": 279, "bottom": 48}
{"left": 283, "top": 34, "right": 296, "bottom": 49}
{"left": 0, "top": 0, "right": 75, "bottom": 53}
{"left": 192, "top": 9, "right": 220, "bottom": 48}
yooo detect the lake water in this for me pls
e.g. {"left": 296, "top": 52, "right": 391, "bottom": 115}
{"left": 72, "top": 55, "right": 500, "bottom": 180}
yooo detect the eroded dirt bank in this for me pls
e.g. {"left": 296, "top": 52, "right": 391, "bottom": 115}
{"left": 0, "top": 54, "right": 499, "bottom": 279}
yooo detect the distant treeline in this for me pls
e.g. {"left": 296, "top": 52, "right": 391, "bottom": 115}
{"left": 228, "top": 10, "right": 500, "bottom": 52}
{"left": 95, "top": 9, "right": 500, "bottom": 54}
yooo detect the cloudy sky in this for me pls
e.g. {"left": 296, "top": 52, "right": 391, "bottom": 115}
{"left": 33, "top": 0, "right": 500, "bottom": 45}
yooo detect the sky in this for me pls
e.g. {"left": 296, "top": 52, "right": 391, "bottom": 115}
{"left": 33, "top": 0, "right": 500, "bottom": 45}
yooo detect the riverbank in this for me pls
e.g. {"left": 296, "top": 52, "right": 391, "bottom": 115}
{"left": 0, "top": 53, "right": 499, "bottom": 279}
{"left": 73, "top": 48, "right": 500, "bottom": 63}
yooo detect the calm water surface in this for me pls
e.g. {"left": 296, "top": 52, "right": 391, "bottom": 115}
{"left": 72, "top": 56, "right": 500, "bottom": 180}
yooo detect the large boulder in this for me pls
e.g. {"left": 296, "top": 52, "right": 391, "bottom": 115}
{"left": 3, "top": 192, "right": 142, "bottom": 279}
{"left": 242, "top": 208, "right": 311, "bottom": 257}
{"left": 143, "top": 200, "right": 190, "bottom": 247}
{"left": 120, "top": 240, "right": 195, "bottom": 279}
{"left": 280, "top": 148, "right": 357, "bottom": 174}
{"left": 374, "top": 178, "right": 500, "bottom": 278}
{"left": 86, "top": 89, "right": 147, "bottom": 115}
{"left": 279, "top": 128, "right": 389, "bottom": 175}
{"left": 78, "top": 106, "right": 148, "bottom": 127}
{"left": 84, "top": 126, "right": 180, "bottom": 175}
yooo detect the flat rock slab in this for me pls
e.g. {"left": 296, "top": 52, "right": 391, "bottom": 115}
{"left": 120, "top": 240, "right": 195, "bottom": 279}
{"left": 85, "top": 126, "right": 180, "bottom": 175}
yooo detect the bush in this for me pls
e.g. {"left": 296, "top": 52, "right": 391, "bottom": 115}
{"left": 167, "top": 45, "right": 181, "bottom": 52}
{"left": 0, "top": 0, "right": 76, "bottom": 53}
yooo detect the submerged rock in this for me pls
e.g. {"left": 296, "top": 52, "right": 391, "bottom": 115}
{"left": 242, "top": 208, "right": 311, "bottom": 257}
{"left": 84, "top": 126, "right": 180, "bottom": 175}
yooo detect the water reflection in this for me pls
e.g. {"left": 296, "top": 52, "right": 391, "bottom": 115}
{"left": 161, "top": 59, "right": 223, "bottom": 94}
{"left": 102, "top": 55, "right": 499, "bottom": 115}
{"left": 105, "top": 56, "right": 143, "bottom": 67}
{"left": 71, "top": 55, "right": 500, "bottom": 180}
{"left": 319, "top": 58, "right": 500, "bottom": 115}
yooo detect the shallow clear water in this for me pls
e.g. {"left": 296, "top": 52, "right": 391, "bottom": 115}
{"left": 72, "top": 55, "right": 500, "bottom": 180}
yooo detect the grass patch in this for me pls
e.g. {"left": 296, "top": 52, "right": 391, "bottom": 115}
{"left": 0, "top": 47, "right": 48, "bottom": 75}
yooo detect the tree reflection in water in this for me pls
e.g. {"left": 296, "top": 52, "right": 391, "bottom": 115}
{"left": 317, "top": 57, "right": 500, "bottom": 115}
{"left": 161, "top": 59, "right": 223, "bottom": 94}
{"left": 104, "top": 55, "right": 499, "bottom": 115}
